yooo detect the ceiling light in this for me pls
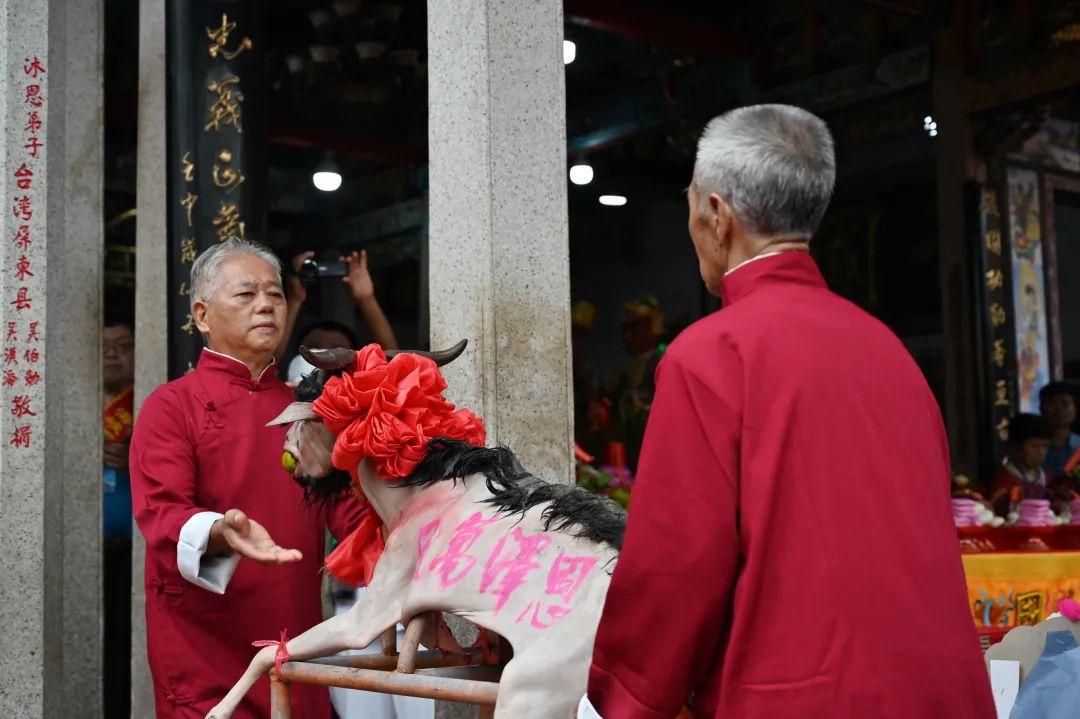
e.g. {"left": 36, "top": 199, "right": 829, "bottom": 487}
{"left": 313, "top": 172, "right": 342, "bottom": 191}
{"left": 309, "top": 10, "right": 333, "bottom": 28}
{"left": 309, "top": 45, "right": 340, "bottom": 63}
{"left": 929, "top": 129, "right": 938, "bottom": 137}
{"left": 332, "top": 0, "right": 360, "bottom": 16}
{"left": 599, "top": 195, "right": 627, "bottom": 207}
{"left": 569, "top": 164, "right": 593, "bottom": 185}
{"left": 563, "top": 40, "right": 577, "bottom": 65}
{"left": 313, "top": 156, "right": 342, "bottom": 192}
{"left": 285, "top": 55, "right": 305, "bottom": 75}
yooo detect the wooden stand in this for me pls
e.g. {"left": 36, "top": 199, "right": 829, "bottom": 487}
{"left": 268, "top": 613, "right": 501, "bottom": 717}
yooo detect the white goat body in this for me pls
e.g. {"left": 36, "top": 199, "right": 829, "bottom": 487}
{"left": 208, "top": 463, "right": 620, "bottom": 719}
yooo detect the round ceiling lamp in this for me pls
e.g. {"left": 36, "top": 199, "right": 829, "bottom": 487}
{"left": 312, "top": 156, "right": 342, "bottom": 192}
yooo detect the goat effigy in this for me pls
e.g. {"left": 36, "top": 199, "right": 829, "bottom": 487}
{"left": 206, "top": 341, "right": 626, "bottom": 719}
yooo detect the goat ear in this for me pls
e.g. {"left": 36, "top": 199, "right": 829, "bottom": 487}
{"left": 385, "top": 339, "right": 468, "bottom": 367}
{"left": 266, "top": 401, "right": 317, "bottom": 427}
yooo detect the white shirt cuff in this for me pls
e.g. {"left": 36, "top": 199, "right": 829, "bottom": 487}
{"left": 177, "top": 511, "right": 241, "bottom": 594}
{"left": 577, "top": 695, "right": 602, "bottom": 719}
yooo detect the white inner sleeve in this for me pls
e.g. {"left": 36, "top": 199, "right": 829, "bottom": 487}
{"left": 177, "top": 510, "right": 241, "bottom": 594}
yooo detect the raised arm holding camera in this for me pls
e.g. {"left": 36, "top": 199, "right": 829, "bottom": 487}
{"left": 276, "top": 248, "right": 398, "bottom": 366}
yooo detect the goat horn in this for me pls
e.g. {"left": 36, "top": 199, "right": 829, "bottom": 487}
{"left": 385, "top": 339, "right": 468, "bottom": 367}
{"left": 299, "top": 345, "right": 356, "bottom": 372}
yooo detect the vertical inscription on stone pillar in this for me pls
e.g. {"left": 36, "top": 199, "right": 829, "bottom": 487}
{"left": 4, "top": 55, "right": 47, "bottom": 454}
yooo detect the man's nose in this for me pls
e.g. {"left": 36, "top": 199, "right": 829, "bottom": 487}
{"left": 254, "top": 292, "right": 275, "bottom": 312}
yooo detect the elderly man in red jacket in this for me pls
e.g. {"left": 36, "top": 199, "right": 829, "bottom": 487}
{"left": 580, "top": 105, "right": 994, "bottom": 719}
{"left": 131, "top": 238, "right": 367, "bottom": 718}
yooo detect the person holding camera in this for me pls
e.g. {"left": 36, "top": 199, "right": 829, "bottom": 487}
{"left": 276, "top": 249, "right": 398, "bottom": 369}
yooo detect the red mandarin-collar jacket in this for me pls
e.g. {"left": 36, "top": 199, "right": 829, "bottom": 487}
{"left": 586, "top": 252, "right": 994, "bottom": 719}
{"left": 131, "top": 349, "right": 367, "bottom": 719}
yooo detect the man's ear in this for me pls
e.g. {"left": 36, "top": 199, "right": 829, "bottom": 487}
{"left": 193, "top": 300, "right": 210, "bottom": 334}
{"left": 711, "top": 192, "right": 733, "bottom": 247}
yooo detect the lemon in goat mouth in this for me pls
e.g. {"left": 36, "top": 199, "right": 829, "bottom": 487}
{"left": 282, "top": 451, "right": 297, "bottom": 473}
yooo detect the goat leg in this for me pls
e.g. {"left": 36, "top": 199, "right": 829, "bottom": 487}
{"left": 205, "top": 592, "right": 403, "bottom": 719}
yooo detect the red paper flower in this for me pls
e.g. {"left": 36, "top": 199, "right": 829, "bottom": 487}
{"left": 313, "top": 345, "right": 486, "bottom": 479}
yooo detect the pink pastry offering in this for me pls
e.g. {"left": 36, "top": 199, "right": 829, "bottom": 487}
{"left": 1061, "top": 598, "right": 1080, "bottom": 622}
{"left": 952, "top": 498, "right": 978, "bottom": 527}
{"left": 1015, "top": 499, "right": 1052, "bottom": 527}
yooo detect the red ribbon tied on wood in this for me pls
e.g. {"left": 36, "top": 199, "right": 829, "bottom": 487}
{"left": 252, "top": 629, "right": 292, "bottom": 677}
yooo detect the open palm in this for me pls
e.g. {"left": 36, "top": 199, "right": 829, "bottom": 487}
{"left": 342, "top": 249, "right": 375, "bottom": 302}
{"left": 221, "top": 509, "right": 303, "bottom": 565}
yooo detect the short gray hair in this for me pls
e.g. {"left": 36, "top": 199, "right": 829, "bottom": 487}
{"left": 694, "top": 104, "right": 835, "bottom": 237}
{"left": 189, "top": 237, "right": 283, "bottom": 310}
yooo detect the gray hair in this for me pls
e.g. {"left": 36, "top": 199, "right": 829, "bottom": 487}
{"left": 189, "top": 237, "right": 283, "bottom": 310}
{"left": 694, "top": 104, "right": 835, "bottom": 238}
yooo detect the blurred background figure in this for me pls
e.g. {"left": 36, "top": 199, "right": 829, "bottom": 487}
{"left": 1039, "top": 382, "right": 1080, "bottom": 479}
{"left": 992, "top": 412, "right": 1052, "bottom": 517}
{"left": 102, "top": 299, "right": 135, "bottom": 719}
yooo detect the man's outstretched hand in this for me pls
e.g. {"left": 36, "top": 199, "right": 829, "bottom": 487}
{"left": 212, "top": 508, "right": 303, "bottom": 565}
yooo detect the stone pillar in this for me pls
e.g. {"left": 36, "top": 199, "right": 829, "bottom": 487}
{"left": 427, "top": 0, "right": 573, "bottom": 489}
{"left": 131, "top": 0, "right": 168, "bottom": 715}
{"left": 0, "top": 0, "right": 104, "bottom": 716}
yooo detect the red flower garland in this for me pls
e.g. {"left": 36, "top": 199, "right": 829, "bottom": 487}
{"left": 312, "top": 345, "right": 486, "bottom": 480}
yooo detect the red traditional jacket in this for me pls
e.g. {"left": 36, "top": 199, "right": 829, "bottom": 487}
{"left": 130, "top": 349, "right": 366, "bottom": 719}
{"left": 586, "top": 252, "right": 994, "bottom": 719}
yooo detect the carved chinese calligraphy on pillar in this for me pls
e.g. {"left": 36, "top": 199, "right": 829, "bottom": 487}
{"left": 3, "top": 55, "right": 47, "bottom": 453}
{"left": 977, "top": 185, "right": 1015, "bottom": 461}
{"left": 166, "top": 1, "right": 266, "bottom": 379}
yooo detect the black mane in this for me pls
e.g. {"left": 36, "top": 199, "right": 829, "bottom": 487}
{"left": 399, "top": 439, "right": 626, "bottom": 551}
{"left": 294, "top": 369, "right": 329, "bottom": 403}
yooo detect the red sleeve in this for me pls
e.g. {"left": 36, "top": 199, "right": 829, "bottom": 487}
{"left": 326, "top": 494, "right": 370, "bottom": 543}
{"left": 588, "top": 342, "right": 742, "bottom": 719}
{"left": 129, "top": 388, "right": 207, "bottom": 553}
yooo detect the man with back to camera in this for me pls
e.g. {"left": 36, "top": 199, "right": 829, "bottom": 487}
{"left": 130, "top": 238, "right": 367, "bottom": 718}
{"left": 580, "top": 105, "right": 994, "bottom": 719}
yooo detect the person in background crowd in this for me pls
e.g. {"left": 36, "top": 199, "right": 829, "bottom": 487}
{"left": 992, "top": 412, "right": 1052, "bottom": 517}
{"left": 580, "top": 104, "right": 992, "bottom": 719}
{"left": 275, "top": 248, "right": 398, "bottom": 374}
{"left": 130, "top": 239, "right": 367, "bottom": 718}
{"left": 103, "top": 305, "right": 135, "bottom": 719}
{"left": 1039, "top": 382, "right": 1080, "bottom": 479}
